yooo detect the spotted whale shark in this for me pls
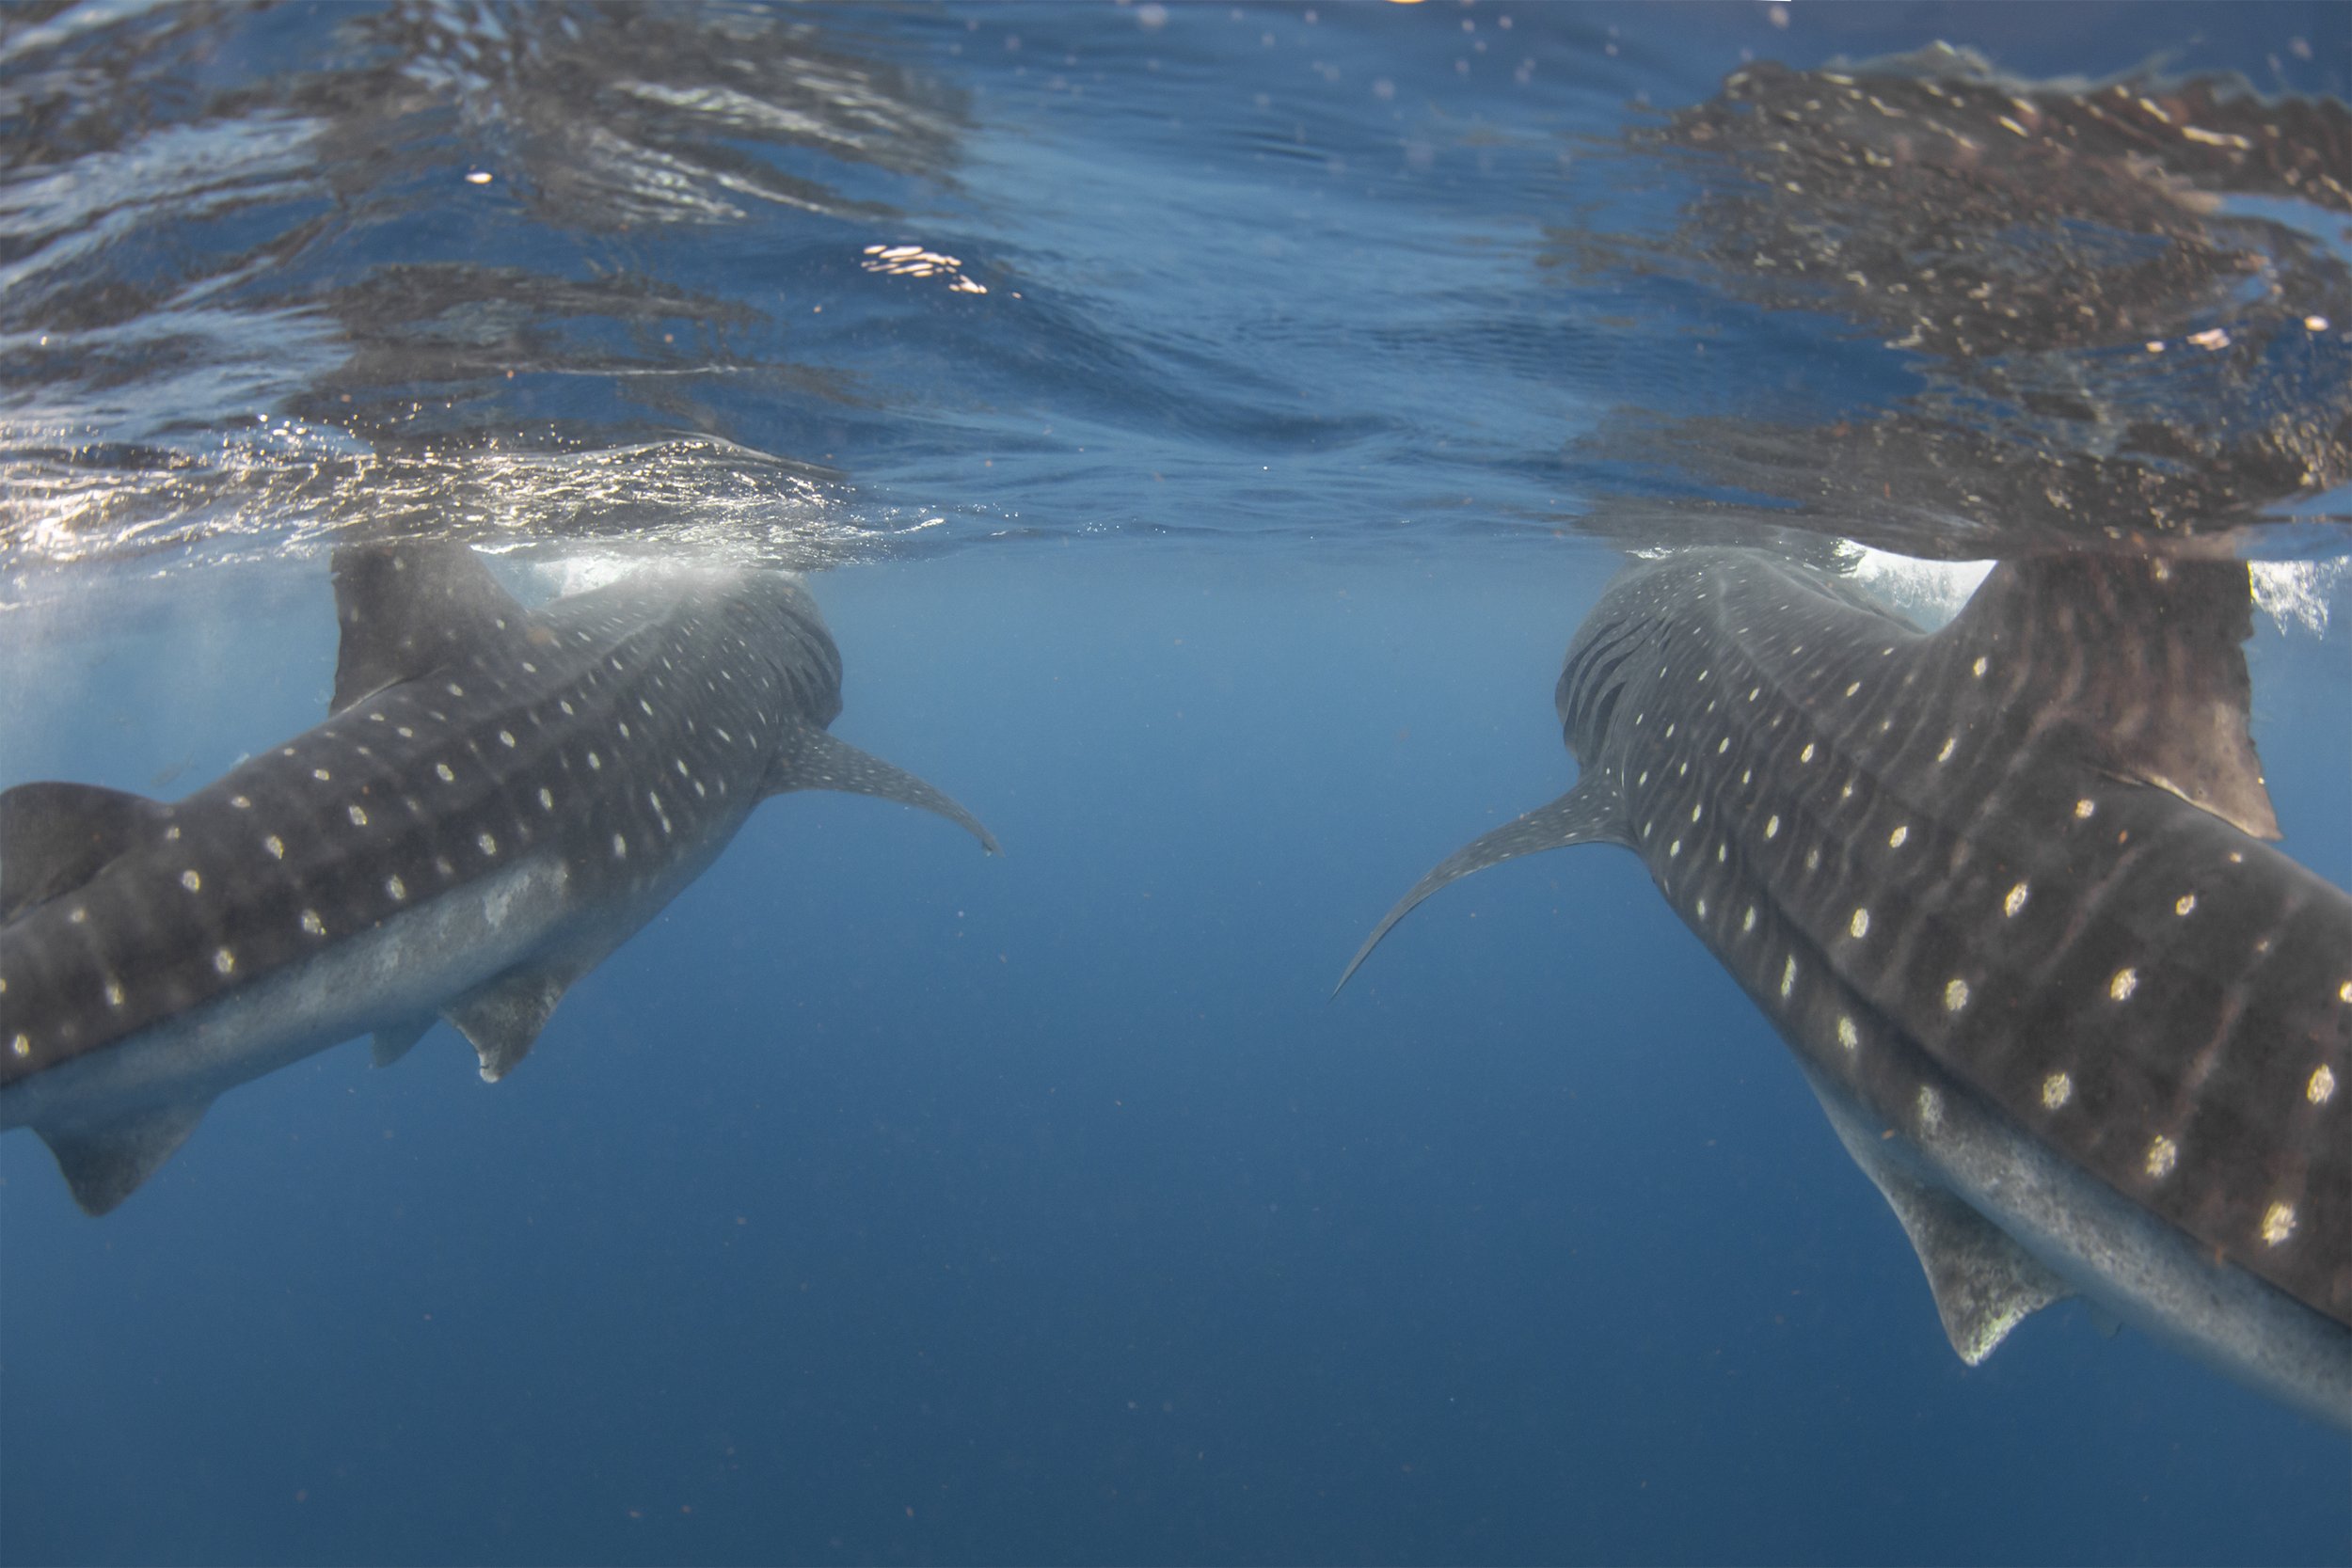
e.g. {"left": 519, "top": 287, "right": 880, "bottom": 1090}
{"left": 1339, "top": 549, "right": 2350, "bottom": 1427}
{"left": 0, "top": 544, "right": 998, "bottom": 1214}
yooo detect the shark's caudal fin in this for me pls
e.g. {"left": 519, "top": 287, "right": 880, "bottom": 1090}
{"left": 769, "top": 721, "right": 1002, "bottom": 855}
{"left": 329, "top": 542, "right": 530, "bottom": 714}
{"left": 1335, "top": 771, "right": 1629, "bottom": 994}
{"left": 0, "top": 782, "right": 172, "bottom": 920}
{"left": 36, "top": 1099, "right": 214, "bottom": 1215}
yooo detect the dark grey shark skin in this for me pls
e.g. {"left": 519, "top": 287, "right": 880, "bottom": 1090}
{"left": 1340, "top": 549, "right": 2351, "bottom": 1428}
{"left": 0, "top": 544, "right": 997, "bottom": 1214}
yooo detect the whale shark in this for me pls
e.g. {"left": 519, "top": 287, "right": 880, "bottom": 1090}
{"left": 1339, "top": 549, "right": 2351, "bottom": 1427}
{"left": 0, "top": 543, "right": 998, "bottom": 1214}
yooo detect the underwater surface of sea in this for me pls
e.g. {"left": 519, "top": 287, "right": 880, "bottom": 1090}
{"left": 1, "top": 3, "right": 2349, "bottom": 1563}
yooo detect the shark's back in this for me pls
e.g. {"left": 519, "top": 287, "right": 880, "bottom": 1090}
{"left": 1601, "top": 552, "right": 2351, "bottom": 1326}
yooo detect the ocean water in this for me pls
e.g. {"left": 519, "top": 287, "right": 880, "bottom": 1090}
{"left": 2, "top": 4, "right": 2349, "bottom": 1564}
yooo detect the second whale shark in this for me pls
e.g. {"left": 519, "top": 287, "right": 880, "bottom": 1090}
{"left": 0, "top": 543, "right": 998, "bottom": 1214}
{"left": 1340, "top": 548, "right": 2350, "bottom": 1427}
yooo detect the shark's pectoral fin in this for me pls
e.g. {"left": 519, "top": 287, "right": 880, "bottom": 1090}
{"left": 1812, "top": 1083, "right": 2070, "bottom": 1365}
{"left": 1336, "top": 772, "right": 1629, "bottom": 995}
{"left": 37, "top": 1099, "right": 213, "bottom": 1215}
{"left": 328, "top": 542, "right": 531, "bottom": 715}
{"left": 446, "top": 966, "right": 575, "bottom": 1083}
{"left": 0, "top": 782, "right": 172, "bottom": 920}
{"left": 769, "top": 722, "right": 1001, "bottom": 855}
{"left": 370, "top": 1018, "right": 435, "bottom": 1069}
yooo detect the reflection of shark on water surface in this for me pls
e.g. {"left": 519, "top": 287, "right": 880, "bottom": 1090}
{"left": 0, "top": 544, "right": 998, "bottom": 1214}
{"left": 1341, "top": 549, "right": 2351, "bottom": 1427}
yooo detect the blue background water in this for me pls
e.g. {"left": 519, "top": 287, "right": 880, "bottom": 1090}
{"left": 3, "top": 3, "right": 2350, "bottom": 1563}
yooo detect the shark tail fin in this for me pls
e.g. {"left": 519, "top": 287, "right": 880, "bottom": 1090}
{"left": 37, "top": 1099, "right": 213, "bottom": 1215}
{"left": 1335, "top": 771, "right": 1628, "bottom": 995}
{"left": 769, "top": 722, "right": 1001, "bottom": 855}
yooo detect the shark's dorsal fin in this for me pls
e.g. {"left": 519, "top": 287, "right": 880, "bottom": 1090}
{"left": 446, "top": 965, "right": 575, "bottom": 1083}
{"left": 1813, "top": 1083, "right": 2071, "bottom": 1365}
{"left": 37, "top": 1099, "right": 213, "bottom": 1215}
{"left": 0, "top": 781, "right": 171, "bottom": 920}
{"left": 769, "top": 721, "right": 1001, "bottom": 854}
{"left": 1940, "top": 555, "right": 2278, "bottom": 838}
{"left": 329, "top": 543, "right": 530, "bottom": 715}
{"left": 1336, "top": 771, "right": 1630, "bottom": 994}
{"left": 370, "top": 1018, "right": 435, "bottom": 1069}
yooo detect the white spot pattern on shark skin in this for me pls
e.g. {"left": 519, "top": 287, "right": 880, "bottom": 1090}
{"left": 1836, "top": 1015, "right": 1860, "bottom": 1051}
{"left": 1669, "top": 839, "right": 1681, "bottom": 858}
{"left": 1944, "top": 977, "right": 1971, "bottom": 1012}
{"left": 181, "top": 870, "right": 202, "bottom": 892}
{"left": 500, "top": 731, "right": 516, "bottom": 748}
{"left": 301, "top": 910, "right": 326, "bottom": 937}
{"left": 1696, "top": 898, "right": 1708, "bottom": 918}
{"left": 214, "top": 948, "right": 236, "bottom": 976}
{"left": 387, "top": 876, "right": 407, "bottom": 902}
{"left": 612, "top": 833, "right": 628, "bottom": 859}
{"left": 1916, "top": 1086, "right": 1944, "bottom": 1135}
{"left": 2146, "top": 1136, "right": 2179, "bottom": 1178}
{"left": 348, "top": 805, "right": 369, "bottom": 827}
{"left": 2004, "top": 881, "right": 2030, "bottom": 917}
{"left": 1972, "top": 656, "right": 1989, "bottom": 678}
{"left": 106, "top": 981, "right": 125, "bottom": 1007}
{"left": 446, "top": 683, "right": 465, "bottom": 698}
{"left": 10, "top": 1034, "right": 27, "bottom": 1058}
{"left": 2174, "top": 893, "right": 2196, "bottom": 917}
{"left": 588, "top": 752, "right": 602, "bottom": 770}
{"left": 1741, "top": 907, "right": 1756, "bottom": 933}
{"left": 312, "top": 768, "right": 331, "bottom": 783}
{"left": 1887, "top": 824, "right": 1909, "bottom": 848}
{"left": 2042, "top": 1072, "right": 2073, "bottom": 1110}
{"left": 2261, "top": 1203, "right": 2296, "bottom": 1245}
{"left": 1780, "top": 957, "right": 1797, "bottom": 998}
{"left": 478, "top": 832, "right": 498, "bottom": 858}
{"left": 1800, "top": 743, "right": 1816, "bottom": 763}
{"left": 264, "top": 836, "right": 284, "bottom": 860}
{"left": 2109, "top": 968, "right": 2138, "bottom": 1002}
{"left": 1845, "top": 681, "right": 1861, "bottom": 698}
{"left": 1850, "top": 908, "right": 1870, "bottom": 939}
{"left": 1936, "top": 736, "right": 1956, "bottom": 763}
{"left": 2338, "top": 979, "right": 2351, "bottom": 1005}
{"left": 1765, "top": 815, "right": 1781, "bottom": 840}
{"left": 539, "top": 788, "right": 554, "bottom": 811}
{"left": 2074, "top": 798, "right": 2096, "bottom": 819}
{"left": 2310, "top": 1065, "right": 2337, "bottom": 1105}
{"left": 437, "top": 763, "right": 456, "bottom": 783}
{"left": 230, "top": 795, "right": 251, "bottom": 809}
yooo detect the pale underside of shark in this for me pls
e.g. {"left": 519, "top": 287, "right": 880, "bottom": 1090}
{"left": 0, "top": 544, "right": 997, "bottom": 1214}
{"left": 1340, "top": 549, "right": 2351, "bottom": 1429}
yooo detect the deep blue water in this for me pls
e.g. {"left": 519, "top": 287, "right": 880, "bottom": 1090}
{"left": 3, "top": 3, "right": 2350, "bottom": 1564}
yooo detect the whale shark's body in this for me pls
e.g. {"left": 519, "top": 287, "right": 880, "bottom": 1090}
{"left": 0, "top": 544, "right": 996, "bottom": 1213}
{"left": 1342, "top": 549, "right": 2351, "bottom": 1427}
